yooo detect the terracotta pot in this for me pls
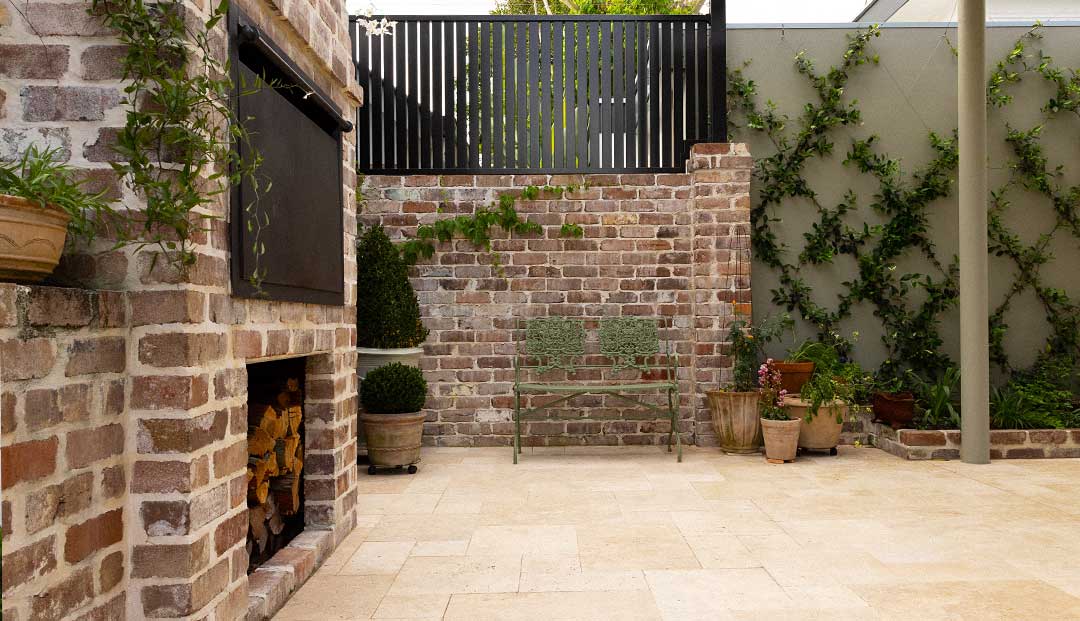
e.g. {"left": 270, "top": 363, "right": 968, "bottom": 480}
{"left": 785, "top": 396, "right": 846, "bottom": 452}
{"left": 360, "top": 411, "right": 426, "bottom": 468}
{"left": 356, "top": 346, "right": 424, "bottom": 380}
{"left": 706, "top": 391, "right": 762, "bottom": 455}
{"left": 704, "top": 390, "right": 764, "bottom": 453}
{"left": 0, "top": 194, "right": 70, "bottom": 283}
{"left": 872, "top": 392, "right": 916, "bottom": 430}
{"left": 773, "top": 361, "right": 815, "bottom": 395}
{"left": 761, "top": 418, "right": 801, "bottom": 461}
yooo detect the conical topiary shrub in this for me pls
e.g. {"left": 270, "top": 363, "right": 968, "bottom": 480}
{"left": 356, "top": 225, "right": 428, "bottom": 349}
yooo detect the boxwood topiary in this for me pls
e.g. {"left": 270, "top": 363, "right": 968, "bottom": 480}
{"left": 361, "top": 363, "right": 428, "bottom": 414}
{"left": 357, "top": 225, "right": 429, "bottom": 348}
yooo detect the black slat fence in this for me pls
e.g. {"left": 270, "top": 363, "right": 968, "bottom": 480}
{"left": 351, "top": 14, "right": 724, "bottom": 174}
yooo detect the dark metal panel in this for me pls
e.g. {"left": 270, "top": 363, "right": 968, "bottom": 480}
{"left": 468, "top": 21, "right": 480, "bottom": 168}
{"left": 479, "top": 21, "right": 491, "bottom": 168}
{"left": 685, "top": 21, "right": 697, "bottom": 146}
{"left": 432, "top": 21, "right": 444, "bottom": 169}
{"left": 659, "top": 21, "right": 670, "bottom": 167}
{"left": 635, "top": 21, "right": 646, "bottom": 168}
{"left": 612, "top": 20, "right": 624, "bottom": 170}
{"left": 394, "top": 24, "right": 407, "bottom": 169}
{"left": 673, "top": 20, "right": 685, "bottom": 166}
{"left": 709, "top": 0, "right": 727, "bottom": 142}
{"left": 407, "top": 20, "right": 420, "bottom": 169}
{"left": 493, "top": 22, "right": 504, "bottom": 169}
{"left": 528, "top": 21, "right": 540, "bottom": 169}
{"left": 369, "top": 31, "right": 383, "bottom": 169}
{"left": 648, "top": 20, "right": 659, "bottom": 168}
{"left": 419, "top": 20, "right": 432, "bottom": 169}
{"left": 598, "top": 20, "right": 610, "bottom": 169}
{"left": 551, "top": 21, "right": 563, "bottom": 169}
{"left": 516, "top": 23, "right": 528, "bottom": 167}
{"left": 505, "top": 22, "right": 518, "bottom": 168}
{"left": 575, "top": 22, "right": 587, "bottom": 169}
{"left": 563, "top": 22, "right": 575, "bottom": 170}
{"left": 355, "top": 27, "right": 370, "bottom": 171}
{"left": 538, "top": 21, "right": 550, "bottom": 169}
{"left": 455, "top": 21, "right": 467, "bottom": 168}
{"left": 588, "top": 21, "right": 599, "bottom": 168}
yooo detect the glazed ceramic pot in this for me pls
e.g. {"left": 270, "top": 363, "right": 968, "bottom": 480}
{"left": 761, "top": 417, "right": 801, "bottom": 461}
{"left": 356, "top": 346, "right": 424, "bottom": 380}
{"left": 0, "top": 194, "right": 70, "bottom": 283}
{"left": 706, "top": 390, "right": 762, "bottom": 454}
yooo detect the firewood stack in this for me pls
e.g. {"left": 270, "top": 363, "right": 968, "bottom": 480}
{"left": 247, "top": 378, "right": 304, "bottom": 558}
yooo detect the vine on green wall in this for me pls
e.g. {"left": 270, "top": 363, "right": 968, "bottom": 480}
{"left": 728, "top": 25, "right": 1079, "bottom": 384}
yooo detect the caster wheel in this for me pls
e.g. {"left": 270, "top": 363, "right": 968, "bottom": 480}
{"left": 829, "top": 447, "right": 838, "bottom": 456}
{"left": 407, "top": 465, "right": 418, "bottom": 474}
{"left": 367, "top": 465, "right": 377, "bottom": 475}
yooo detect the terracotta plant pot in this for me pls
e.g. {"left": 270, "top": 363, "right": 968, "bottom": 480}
{"left": 773, "top": 361, "right": 815, "bottom": 395}
{"left": 360, "top": 410, "right": 426, "bottom": 471}
{"left": 0, "top": 194, "right": 70, "bottom": 283}
{"left": 872, "top": 391, "right": 916, "bottom": 430}
{"left": 761, "top": 418, "right": 801, "bottom": 461}
{"left": 785, "top": 396, "right": 846, "bottom": 453}
{"left": 356, "top": 346, "right": 424, "bottom": 380}
{"left": 706, "top": 391, "right": 762, "bottom": 455}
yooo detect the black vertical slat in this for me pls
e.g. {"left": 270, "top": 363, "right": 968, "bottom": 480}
{"left": 551, "top": 22, "right": 563, "bottom": 168}
{"left": 505, "top": 23, "right": 517, "bottom": 168}
{"left": 528, "top": 22, "right": 540, "bottom": 168}
{"left": 575, "top": 22, "right": 587, "bottom": 169}
{"left": 444, "top": 22, "right": 456, "bottom": 168}
{"left": 408, "top": 21, "right": 421, "bottom": 168}
{"left": 431, "top": 22, "right": 443, "bottom": 169}
{"left": 612, "top": 21, "right": 624, "bottom": 170}
{"left": 394, "top": 23, "right": 407, "bottom": 169}
{"left": 516, "top": 23, "right": 528, "bottom": 167}
{"left": 588, "top": 22, "right": 600, "bottom": 168}
{"left": 538, "top": 22, "right": 550, "bottom": 168}
{"left": 648, "top": 21, "right": 660, "bottom": 168}
{"left": 369, "top": 31, "right": 383, "bottom": 169}
{"left": 479, "top": 21, "right": 491, "bottom": 168}
{"left": 381, "top": 31, "right": 393, "bottom": 169}
{"left": 456, "top": 22, "right": 468, "bottom": 168}
{"left": 599, "top": 21, "right": 610, "bottom": 169}
{"left": 673, "top": 21, "right": 684, "bottom": 166}
{"left": 623, "top": 21, "right": 635, "bottom": 168}
{"left": 493, "top": 22, "right": 504, "bottom": 169}
{"left": 468, "top": 21, "right": 480, "bottom": 168}
{"left": 709, "top": 1, "right": 727, "bottom": 142}
{"left": 636, "top": 22, "right": 647, "bottom": 167}
{"left": 419, "top": 21, "right": 431, "bottom": 169}
{"left": 355, "top": 28, "right": 371, "bottom": 171}
{"left": 563, "top": 22, "right": 575, "bottom": 169}
{"left": 685, "top": 22, "right": 697, "bottom": 146}
{"left": 656, "top": 21, "right": 665, "bottom": 167}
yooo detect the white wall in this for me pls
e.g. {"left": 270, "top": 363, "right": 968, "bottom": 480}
{"left": 889, "top": 0, "right": 1080, "bottom": 21}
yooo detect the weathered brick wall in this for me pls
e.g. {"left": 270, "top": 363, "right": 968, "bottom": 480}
{"left": 1, "top": 0, "right": 360, "bottom": 618}
{"left": 360, "top": 144, "right": 752, "bottom": 449}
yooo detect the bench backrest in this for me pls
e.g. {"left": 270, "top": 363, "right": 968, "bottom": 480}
{"left": 520, "top": 317, "right": 665, "bottom": 372}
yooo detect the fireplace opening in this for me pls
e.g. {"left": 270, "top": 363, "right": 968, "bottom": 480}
{"left": 246, "top": 357, "right": 307, "bottom": 570}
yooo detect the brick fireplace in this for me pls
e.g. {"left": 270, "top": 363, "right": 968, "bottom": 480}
{"left": 0, "top": 0, "right": 361, "bottom": 617}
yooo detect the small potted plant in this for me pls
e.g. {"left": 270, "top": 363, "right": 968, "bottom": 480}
{"left": 776, "top": 339, "right": 839, "bottom": 395}
{"left": 359, "top": 362, "right": 427, "bottom": 474}
{"left": 356, "top": 225, "right": 429, "bottom": 378}
{"left": 759, "top": 359, "right": 800, "bottom": 462}
{"left": 0, "top": 145, "right": 112, "bottom": 282}
{"left": 706, "top": 316, "right": 789, "bottom": 454}
{"left": 785, "top": 370, "right": 852, "bottom": 455}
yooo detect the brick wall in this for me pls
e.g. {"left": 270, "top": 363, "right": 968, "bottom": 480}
{"left": 360, "top": 144, "right": 753, "bottom": 449}
{"left": 1, "top": 0, "right": 360, "bottom": 617}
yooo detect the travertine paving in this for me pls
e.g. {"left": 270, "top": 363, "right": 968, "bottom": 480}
{"left": 276, "top": 446, "right": 1080, "bottom": 620}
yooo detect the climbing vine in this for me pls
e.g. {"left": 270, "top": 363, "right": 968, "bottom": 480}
{"left": 398, "top": 183, "right": 586, "bottom": 267}
{"left": 728, "top": 24, "right": 1079, "bottom": 384}
{"left": 91, "top": 0, "right": 267, "bottom": 286}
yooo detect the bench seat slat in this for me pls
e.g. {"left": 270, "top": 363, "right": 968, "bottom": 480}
{"left": 516, "top": 382, "right": 676, "bottom": 393}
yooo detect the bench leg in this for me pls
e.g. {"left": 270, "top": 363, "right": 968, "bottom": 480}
{"left": 668, "top": 388, "right": 682, "bottom": 463}
{"left": 513, "top": 389, "right": 521, "bottom": 464}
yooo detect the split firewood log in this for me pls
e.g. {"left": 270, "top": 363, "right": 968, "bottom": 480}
{"left": 249, "top": 504, "right": 268, "bottom": 551}
{"left": 286, "top": 406, "right": 302, "bottom": 435}
{"left": 267, "top": 497, "right": 285, "bottom": 535}
{"left": 248, "top": 454, "right": 269, "bottom": 483}
{"left": 248, "top": 426, "right": 275, "bottom": 455}
{"left": 249, "top": 404, "right": 285, "bottom": 438}
{"left": 248, "top": 478, "right": 269, "bottom": 505}
{"left": 271, "top": 470, "right": 301, "bottom": 515}
{"left": 264, "top": 450, "right": 279, "bottom": 478}
{"left": 274, "top": 434, "right": 300, "bottom": 473}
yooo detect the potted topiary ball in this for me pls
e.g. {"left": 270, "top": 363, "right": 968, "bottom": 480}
{"left": 0, "top": 145, "right": 112, "bottom": 282}
{"left": 356, "top": 224, "right": 429, "bottom": 378}
{"left": 360, "top": 362, "right": 427, "bottom": 474}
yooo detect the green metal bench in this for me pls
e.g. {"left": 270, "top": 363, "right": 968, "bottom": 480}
{"left": 512, "top": 317, "right": 681, "bottom": 463}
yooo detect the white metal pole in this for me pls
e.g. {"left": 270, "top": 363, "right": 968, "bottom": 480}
{"left": 958, "top": 0, "right": 990, "bottom": 464}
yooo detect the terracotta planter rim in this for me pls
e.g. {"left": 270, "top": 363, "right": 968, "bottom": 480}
{"left": 782, "top": 396, "right": 846, "bottom": 407}
{"left": 705, "top": 389, "right": 760, "bottom": 396}
{"left": 0, "top": 193, "right": 70, "bottom": 221}
{"left": 874, "top": 391, "right": 915, "bottom": 401}
{"left": 360, "top": 410, "right": 426, "bottom": 418}
{"left": 356, "top": 346, "right": 426, "bottom": 355}
{"left": 775, "top": 361, "right": 814, "bottom": 370}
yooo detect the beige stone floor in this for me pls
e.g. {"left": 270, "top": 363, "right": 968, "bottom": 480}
{"left": 275, "top": 446, "right": 1080, "bottom": 620}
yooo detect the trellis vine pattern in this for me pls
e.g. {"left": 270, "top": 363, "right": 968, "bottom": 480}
{"left": 728, "top": 25, "right": 1079, "bottom": 382}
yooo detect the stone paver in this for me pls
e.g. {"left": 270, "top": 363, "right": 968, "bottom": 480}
{"left": 276, "top": 446, "right": 1080, "bottom": 620}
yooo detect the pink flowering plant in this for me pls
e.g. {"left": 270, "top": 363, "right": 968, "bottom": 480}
{"left": 758, "top": 359, "right": 791, "bottom": 420}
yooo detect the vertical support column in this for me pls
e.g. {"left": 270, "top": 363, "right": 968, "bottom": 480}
{"left": 689, "top": 143, "right": 752, "bottom": 446}
{"left": 958, "top": 0, "right": 990, "bottom": 464}
{"left": 708, "top": 0, "right": 727, "bottom": 143}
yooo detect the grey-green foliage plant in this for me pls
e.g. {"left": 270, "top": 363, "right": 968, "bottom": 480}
{"left": 357, "top": 225, "right": 429, "bottom": 349}
{"left": 727, "top": 314, "right": 794, "bottom": 392}
{"left": 361, "top": 362, "right": 428, "bottom": 414}
{"left": 0, "top": 145, "right": 116, "bottom": 242}
{"left": 799, "top": 372, "right": 853, "bottom": 423}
